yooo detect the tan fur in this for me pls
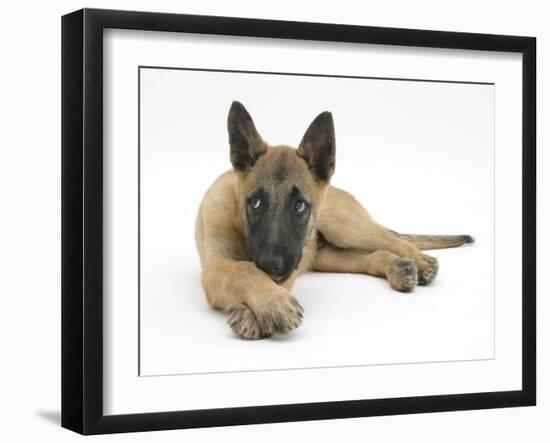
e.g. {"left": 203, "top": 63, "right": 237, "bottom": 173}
{"left": 195, "top": 119, "right": 471, "bottom": 340}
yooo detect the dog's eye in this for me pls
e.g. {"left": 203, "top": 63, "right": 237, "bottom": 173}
{"left": 249, "top": 197, "right": 262, "bottom": 210}
{"left": 294, "top": 200, "right": 307, "bottom": 213}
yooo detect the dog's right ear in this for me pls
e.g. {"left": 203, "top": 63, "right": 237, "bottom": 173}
{"left": 227, "top": 101, "right": 267, "bottom": 173}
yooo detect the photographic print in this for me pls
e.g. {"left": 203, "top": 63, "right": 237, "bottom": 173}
{"left": 139, "top": 67, "right": 493, "bottom": 375}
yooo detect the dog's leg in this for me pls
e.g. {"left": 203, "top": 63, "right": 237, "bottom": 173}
{"left": 317, "top": 186, "right": 438, "bottom": 285}
{"left": 312, "top": 245, "right": 417, "bottom": 292}
{"left": 201, "top": 259, "right": 303, "bottom": 339}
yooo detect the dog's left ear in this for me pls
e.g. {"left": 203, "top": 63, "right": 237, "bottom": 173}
{"left": 297, "top": 112, "right": 336, "bottom": 182}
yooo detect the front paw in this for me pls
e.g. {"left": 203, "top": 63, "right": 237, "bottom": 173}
{"left": 227, "top": 304, "right": 264, "bottom": 340}
{"left": 257, "top": 292, "right": 304, "bottom": 336}
{"left": 388, "top": 258, "right": 418, "bottom": 292}
{"left": 414, "top": 253, "right": 439, "bottom": 285}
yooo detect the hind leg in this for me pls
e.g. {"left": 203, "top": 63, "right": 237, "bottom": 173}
{"left": 312, "top": 246, "right": 418, "bottom": 292}
{"left": 317, "top": 186, "right": 438, "bottom": 285}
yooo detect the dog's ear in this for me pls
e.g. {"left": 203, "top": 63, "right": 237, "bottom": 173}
{"left": 297, "top": 111, "right": 336, "bottom": 182}
{"left": 227, "top": 101, "right": 267, "bottom": 173}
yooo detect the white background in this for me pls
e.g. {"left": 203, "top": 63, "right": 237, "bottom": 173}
{"left": 0, "top": 1, "right": 546, "bottom": 442}
{"left": 139, "top": 68, "right": 495, "bottom": 376}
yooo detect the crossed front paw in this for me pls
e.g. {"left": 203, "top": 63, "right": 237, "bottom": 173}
{"left": 227, "top": 304, "right": 264, "bottom": 340}
{"left": 257, "top": 293, "right": 303, "bottom": 336}
{"left": 227, "top": 292, "right": 304, "bottom": 339}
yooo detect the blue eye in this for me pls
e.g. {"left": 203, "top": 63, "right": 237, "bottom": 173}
{"left": 249, "top": 198, "right": 262, "bottom": 209}
{"left": 294, "top": 200, "right": 307, "bottom": 213}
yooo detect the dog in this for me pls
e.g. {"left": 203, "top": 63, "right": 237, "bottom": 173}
{"left": 195, "top": 101, "right": 473, "bottom": 339}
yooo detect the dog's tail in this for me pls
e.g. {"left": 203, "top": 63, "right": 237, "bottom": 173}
{"left": 390, "top": 230, "right": 474, "bottom": 250}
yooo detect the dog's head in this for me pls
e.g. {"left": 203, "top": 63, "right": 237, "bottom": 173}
{"left": 228, "top": 101, "right": 335, "bottom": 284}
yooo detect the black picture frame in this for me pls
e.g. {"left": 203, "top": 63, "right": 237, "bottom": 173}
{"left": 62, "top": 8, "right": 536, "bottom": 435}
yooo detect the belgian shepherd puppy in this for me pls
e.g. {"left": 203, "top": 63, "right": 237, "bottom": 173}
{"left": 195, "top": 101, "right": 473, "bottom": 339}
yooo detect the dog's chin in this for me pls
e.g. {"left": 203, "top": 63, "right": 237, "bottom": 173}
{"left": 271, "top": 257, "right": 302, "bottom": 285}
{"left": 271, "top": 275, "right": 290, "bottom": 285}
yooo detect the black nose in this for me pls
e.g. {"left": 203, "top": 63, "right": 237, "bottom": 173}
{"left": 257, "top": 253, "right": 286, "bottom": 278}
